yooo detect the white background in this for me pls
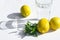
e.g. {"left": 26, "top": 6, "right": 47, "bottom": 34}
{"left": 0, "top": 0, "right": 60, "bottom": 40}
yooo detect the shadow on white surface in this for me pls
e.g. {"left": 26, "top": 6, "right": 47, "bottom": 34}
{"left": 0, "top": 20, "right": 15, "bottom": 30}
{"left": 8, "top": 22, "right": 26, "bottom": 39}
{"left": 7, "top": 13, "right": 24, "bottom": 19}
{"left": 48, "top": 29, "right": 54, "bottom": 33}
{"left": 5, "top": 20, "right": 15, "bottom": 29}
{"left": 18, "top": 30, "right": 26, "bottom": 39}
{"left": 0, "top": 20, "right": 26, "bottom": 30}
{"left": 0, "top": 21, "right": 4, "bottom": 30}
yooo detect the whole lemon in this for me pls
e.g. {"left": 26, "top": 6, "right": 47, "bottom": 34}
{"left": 37, "top": 18, "right": 50, "bottom": 34}
{"left": 21, "top": 5, "right": 31, "bottom": 17}
{"left": 50, "top": 17, "right": 60, "bottom": 30}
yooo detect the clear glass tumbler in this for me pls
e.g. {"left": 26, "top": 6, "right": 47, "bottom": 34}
{"left": 35, "top": 0, "right": 53, "bottom": 19}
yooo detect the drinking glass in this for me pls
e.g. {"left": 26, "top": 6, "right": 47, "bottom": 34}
{"left": 35, "top": 0, "right": 53, "bottom": 19}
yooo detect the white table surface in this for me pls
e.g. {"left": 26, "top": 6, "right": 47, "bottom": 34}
{"left": 0, "top": 0, "right": 60, "bottom": 40}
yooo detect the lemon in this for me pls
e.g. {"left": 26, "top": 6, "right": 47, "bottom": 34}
{"left": 50, "top": 17, "right": 60, "bottom": 30}
{"left": 21, "top": 5, "right": 31, "bottom": 17}
{"left": 37, "top": 18, "right": 50, "bottom": 34}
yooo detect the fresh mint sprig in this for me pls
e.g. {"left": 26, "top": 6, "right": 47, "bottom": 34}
{"left": 24, "top": 21, "right": 38, "bottom": 36}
